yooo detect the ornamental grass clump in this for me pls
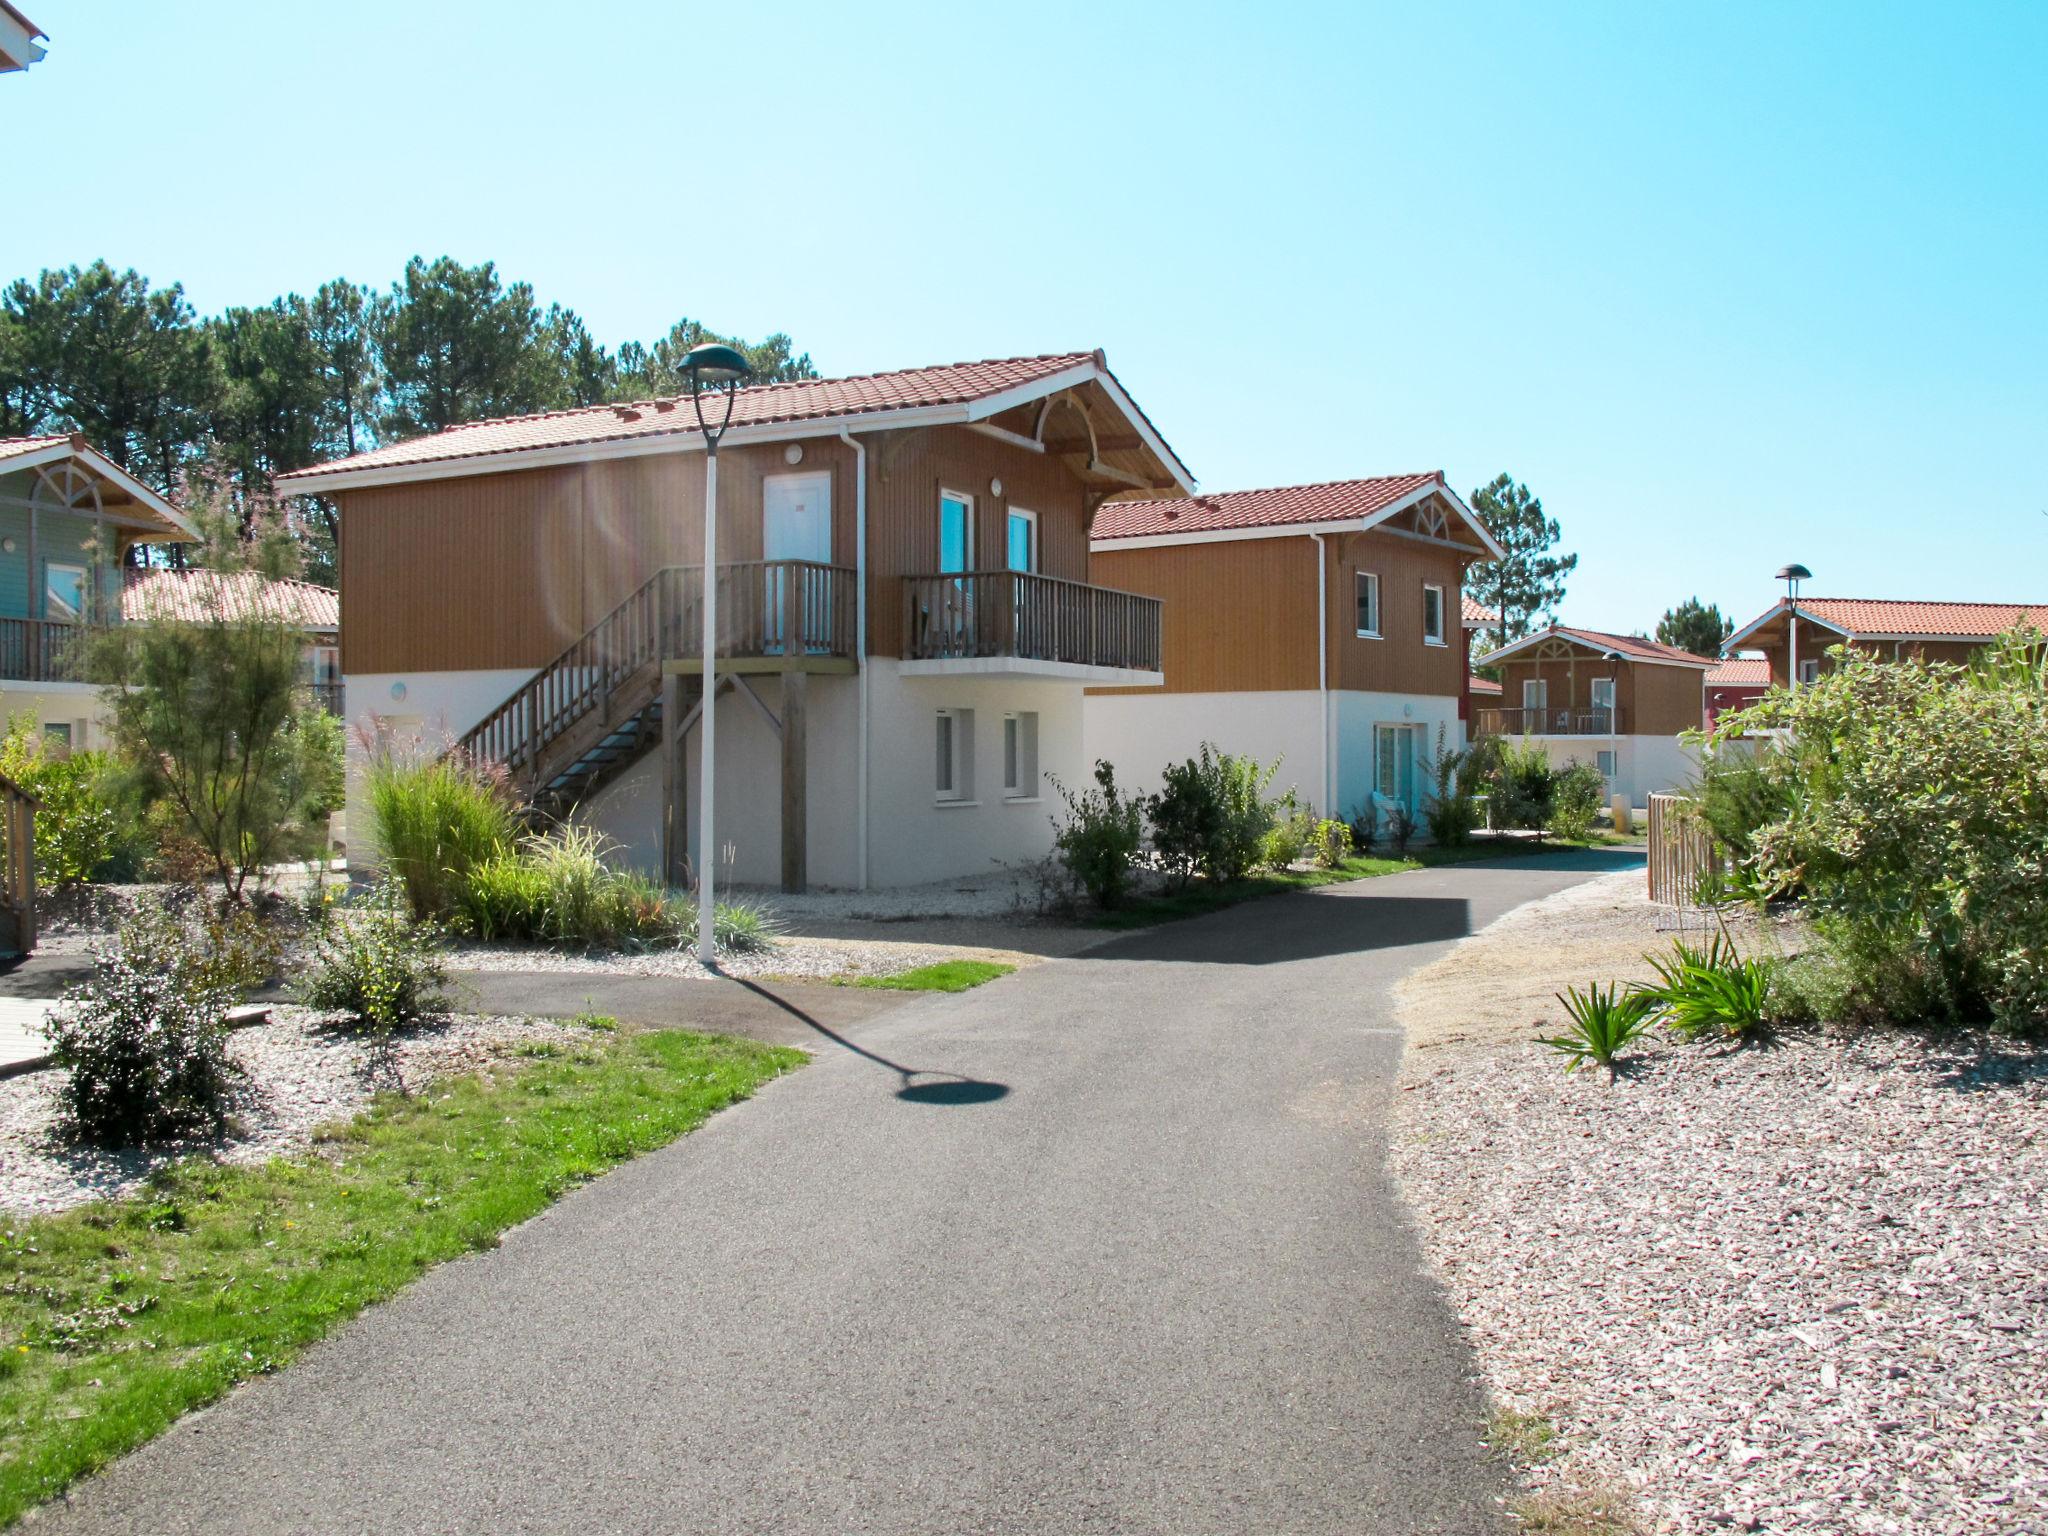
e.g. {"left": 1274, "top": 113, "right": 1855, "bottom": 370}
{"left": 363, "top": 747, "right": 521, "bottom": 921}
{"left": 1536, "top": 982, "right": 1660, "bottom": 1080}
{"left": 47, "top": 906, "right": 240, "bottom": 1146}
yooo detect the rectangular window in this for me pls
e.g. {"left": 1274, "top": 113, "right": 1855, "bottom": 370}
{"left": 1422, "top": 584, "right": 1446, "bottom": 645}
{"left": 1522, "top": 678, "right": 1548, "bottom": 717}
{"left": 939, "top": 490, "right": 975, "bottom": 574}
{"left": 1797, "top": 659, "right": 1820, "bottom": 685}
{"left": 1596, "top": 749, "right": 1618, "bottom": 778}
{"left": 1003, "top": 711, "right": 1039, "bottom": 798}
{"left": 935, "top": 708, "right": 975, "bottom": 802}
{"left": 1590, "top": 677, "right": 1615, "bottom": 710}
{"left": 41, "top": 721, "right": 72, "bottom": 757}
{"left": 44, "top": 562, "right": 88, "bottom": 623}
{"left": 1374, "top": 724, "right": 1414, "bottom": 803}
{"left": 1006, "top": 508, "right": 1038, "bottom": 573}
{"left": 1354, "top": 571, "right": 1380, "bottom": 636}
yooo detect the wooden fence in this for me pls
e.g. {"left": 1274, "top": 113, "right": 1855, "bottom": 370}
{"left": 0, "top": 773, "right": 37, "bottom": 954}
{"left": 1646, "top": 792, "right": 1724, "bottom": 906}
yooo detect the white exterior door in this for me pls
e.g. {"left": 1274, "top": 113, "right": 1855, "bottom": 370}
{"left": 1522, "top": 678, "right": 1548, "bottom": 730}
{"left": 763, "top": 472, "right": 832, "bottom": 651}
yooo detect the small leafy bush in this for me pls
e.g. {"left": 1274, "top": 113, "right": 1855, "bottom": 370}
{"left": 1487, "top": 739, "right": 1555, "bottom": 832}
{"left": 1150, "top": 743, "right": 1277, "bottom": 886}
{"left": 364, "top": 748, "right": 521, "bottom": 920}
{"left": 1311, "top": 818, "right": 1353, "bottom": 869}
{"left": 1537, "top": 982, "right": 1659, "bottom": 1079}
{"left": 0, "top": 718, "right": 139, "bottom": 886}
{"left": 1347, "top": 799, "right": 1378, "bottom": 853}
{"left": 1049, "top": 760, "right": 1146, "bottom": 910}
{"left": 47, "top": 906, "right": 240, "bottom": 1145}
{"left": 1259, "top": 791, "right": 1318, "bottom": 871}
{"left": 1385, "top": 802, "right": 1416, "bottom": 856}
{"left": 300, "top": 883, "right": 453, "bottom": 1034}
{"left": 1689, "top": 745, "right": 1795, "bottom": 867}
{"left": 1643, "top": 934, "right": 1774, "bottom": 1041}
{"left": 1546, "top": 763, "right": 1607, "bottom": 843}
{"left": 1422, "top": 726, "right": 1485, "bottom": 848}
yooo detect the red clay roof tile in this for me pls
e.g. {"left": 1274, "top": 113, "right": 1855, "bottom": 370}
{"left": 1091, "top": 472, "right": 1444, "bottom": 541}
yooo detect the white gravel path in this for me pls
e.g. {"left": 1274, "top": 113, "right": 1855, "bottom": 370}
{"left": 445, "top": 932, "right": 1019, "bottom": 982}
{"left": 1391, "top": 881, "right": 2048, "bottom": 1534}
{"left": 0, "top": 1007, "right": 582, "bottom": 1217}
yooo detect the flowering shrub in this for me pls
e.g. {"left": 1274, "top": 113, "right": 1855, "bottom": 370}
{"left": 300, "top": 882, "right": 453, "bottom": 1035}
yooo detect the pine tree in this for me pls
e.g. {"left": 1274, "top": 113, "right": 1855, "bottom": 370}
{"left": 1465, "top": 474, "right": 1578, "bottom": 646}
{"left": 1656, "top": 597, "right": 1734, "bottom": 658}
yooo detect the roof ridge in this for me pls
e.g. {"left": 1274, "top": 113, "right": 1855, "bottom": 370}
{"left": 425, "top": 350, "right": 1098, "bottom": 438}
{"left": 1803, "top": 596, "right": 2048, "bottom": 609}
{"left": 1177, "top": 470, "right": 1441, "bottom": 505}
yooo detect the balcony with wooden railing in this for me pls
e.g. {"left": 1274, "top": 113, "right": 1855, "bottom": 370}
{"left": 1474, "top": 705, "right": 1625, "bottom": 737}
{"left": 901, "top": 570, "right": 1163, "bottom": 679}
{"left": 0, "top": 617, "right": 96, "bottom": 685}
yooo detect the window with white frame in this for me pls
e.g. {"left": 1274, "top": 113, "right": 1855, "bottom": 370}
{"left": 1355, "top": 570, "right": 1380, "bottom": 636}
{"left": 1422, "top": 583, "right": 1446, "bottom": 645}
{"left": 935, "top": 708, "right": 975, "bottom": 802}
{"left": 1005, "top": 508, "right": 1038, "bottom": 573}
{"left": 44, "top": 562, "right": 88, "bottom": 623}
{"left": 1590, "top": 676, "right": 1615, "bottom": 726}
{"left": 1522, "top": 677, "right": 1548, "bottom": 717}
{"left": 1002, "top": 711, "right": 1039, "bottom": 798}
{"left": 1797, "top": 659, "right": 1820, "bottom": 685}
{"left": 1595, "top": 748, "right": 1618, "bottom": 778}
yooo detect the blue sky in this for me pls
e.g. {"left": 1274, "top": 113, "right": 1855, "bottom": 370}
{"left": 4, "top": 1, "right": 2043, "bottom": 634}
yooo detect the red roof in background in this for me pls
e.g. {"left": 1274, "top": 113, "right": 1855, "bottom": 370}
{"left": 1793, "top": 598, "right": 2048, "bottom": 639}
{"left": 1706, "top": 657, "right": 1770, "bottom": 687}
{"left": 1469, "top": 674, "right": 1503, "bottom": 696}
{"left": 123, "top": 568, "right": 339, "bottom": 631}
{"left": 1555, "top": 627, "right": 1718, "bottom": 666}
{"left": 1462, "top": 595, "right": 1499, "bottom": 627}
{"left": 278, "top": 353, "right": 1107, "bottom": 482}
{"left": 1092, "top": 472, "right": 1444, "bottom": 541}
{"left": 0, "top": 433, "right": 80, "bottom": 464}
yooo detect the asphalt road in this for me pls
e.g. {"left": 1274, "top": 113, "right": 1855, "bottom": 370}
{"left": 38, "top": 847, "right": 1640, "bottom": 1536}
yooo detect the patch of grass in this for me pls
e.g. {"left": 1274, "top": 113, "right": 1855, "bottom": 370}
{"left": 853, "top": 959, "right": 1016, "bottom": 993}
{"left": 1488, "top": 1405, "right": 1561, "bottom": 1464}
{"left": 1090, "top": 836, "right": 1600, "bottom": 930}
{"left": 1510, "top": 1487, "right": 1641, "bottom": 1534}
{"left": 0, "top": 1028, "right": 803, "bottom": 1526}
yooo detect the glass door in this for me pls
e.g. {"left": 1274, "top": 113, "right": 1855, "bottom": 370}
{"left": 762, "top": 472, "right": 831, "bottom": 653}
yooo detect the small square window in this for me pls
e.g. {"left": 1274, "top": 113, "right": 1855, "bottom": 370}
{"left": 1002, "top": 712, "right": 1039, "bottom": 798}
{"left": 1355, "top": 571, "right": 1380, "bottom": 636}
{"left": 1797, "top": 659, "right": 1820, "bottom": 685}
{"left": 1422, "top": 584, "right": 1446, "bottom": 646}
{"left": 936, "top": 708, "right": 975, "bottom": 802}
{"left": 1595, "top": 749, "right": 1617, "bottom": 778}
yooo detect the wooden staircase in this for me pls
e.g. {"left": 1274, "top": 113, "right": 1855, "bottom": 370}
{"left": 456, "top": 560, "right": 858, "bottom": 854}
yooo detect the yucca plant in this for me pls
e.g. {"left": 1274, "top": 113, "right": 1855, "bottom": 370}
{"left": 1643, "top": 935, "right": 1775, "bottom": 1041}
{"left": 1537, "top": 982, "right": 1660, "bottom": 1080}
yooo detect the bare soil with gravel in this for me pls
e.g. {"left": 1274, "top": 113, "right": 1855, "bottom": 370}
{"left": 1391, "top": 872, "right": 2048, "bottom": 1534}
{"left": 0, "top": 1007, "right": 581, "bottom": 1216}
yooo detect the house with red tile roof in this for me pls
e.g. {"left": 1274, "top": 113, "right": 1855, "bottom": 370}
{"left": 1703, "top": 656, "right": 1769, "bottom": 728}
{"left": 122, "top": 568, "right": 342, "bottom": 711}
{"left": 1478, "top": 624, "right": 1717, "bottom": 804}
{"left": 1083, "top": 475, "right": 1502, "bottom": 822}
{"left": 0, "top": 434, "right": 196, "bottom": 751}
{"left": 280, "top": 350, "right": 1193, "bottom": 890}
{"left": 1724, "top": 598, "right": 2048, "bottom": 688}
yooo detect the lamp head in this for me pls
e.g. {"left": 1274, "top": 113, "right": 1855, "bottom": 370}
{"left": 679, "top": 343, "right": 752, "bottom": 391}
{"left": 1602, "top": 649, "right": 1624, "bottom": 663}
{"left": 1776, "top": 562, "right": 1812, "bottom": 600}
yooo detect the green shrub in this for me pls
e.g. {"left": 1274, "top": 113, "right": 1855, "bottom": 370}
{"left": 1487, "top": 740, "right": 1556, "bottom": 832}
{"left": 1536, "top": 981, "right": 1659, "bottom": 1079}
{"left": 1259, "top": 791, "right": 1318, "bottom": 871}
{"left": 1048, "top": 760, "right": 1146, "bottom": 910}
{"left": 1150, "top": 743, "right": 1276, "bottom": 886}
{"left": 1421, "top": 726, "right": 1484, "bottom": 848}
{"left": 695, "top": 896, "right": 782, "bottom": 955}
{"left": 47, "top": 907, "right": 240, "bottom": 1146}
{"left": 1385, "top": 802, "right": 1416, "bottom": 856}
{"left": 0, "top": 718, "right": 137, "bottom": 886}
{"left": 460, "top": 851, "right": 554, "bottom": 941}
{"left": 365, "top": 749, "right": 521, "bottom": 920}
{"left": 1732, "top": 635, "right": 2048, "bottom": 1030}
{"left": 1689, "top": 744, "right": 1795, "bottom": 867}
{"left": 300, "top": 883, "right": 453, "bottom": 1034}
{"left": 1643, "top": 934, "right": 1774, "bottom": 1041}
{"left": 1347, "top": 799, "right": 1378, "bottom": 853}
{"left": 1546, "top": 763, "right": 1606, "bottom": 843}
{"left": 1311, "top": 818, "right": 1353, "bottom": 869}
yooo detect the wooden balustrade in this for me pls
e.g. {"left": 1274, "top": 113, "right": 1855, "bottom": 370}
{"left": 0, "top": 617, "right": 96, "bottom": 684}
{"left": 902, "top": 570, "right": 1163, "bottom": 671}
{"left": 1473, "top": 705, "right": 1625, "bottom": 737}
{"left": 458, "top": 561, "right": 857, "bottom": 778}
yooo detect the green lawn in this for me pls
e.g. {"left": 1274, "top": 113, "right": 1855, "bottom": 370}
{"left": 1090, "top": 835, "right": 1624, "bottom": 931}
{"left": 0, "top": 1028, "right": 802, "bottom": 1527}
{"left": 853, "top": 959, "right": 1017, "bottom": 992}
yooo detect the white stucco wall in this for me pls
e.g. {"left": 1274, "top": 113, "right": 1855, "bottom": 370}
{"left": 1084, "top": 688, "right": 1465, "bottom": 821}
{"left": 344, "top": 659, "right": 1091, "bottom": 891}
{"left": 1519, "top": 733, "right": 1704, "bottom": 806}
{"left": 0, "top": 680, "right": 111, "bottom": 752}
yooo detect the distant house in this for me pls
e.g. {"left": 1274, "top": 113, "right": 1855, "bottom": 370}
{"left": 121, "top": 568, "right": 342, "bottom": 713}
{"left": 1477, "top": 625, "right": 1716, "bottom": 803}
{"left": 1084, "top": 474, "right": 1501, "bottom": 821}
{"left": 1703, "top": 656, "right": 1769, "bottom": 729}
{"left": 1724, "top": 598, "right": 2048, "bottom": 687}
{"left": 1469, "top": 672, "right": 1503, "bottom": 702}
{"left": 0, "top": 3, "right": 45, "bottom": 73}
{"left": 0, "top": 434, "right": 196, "bottom": 750}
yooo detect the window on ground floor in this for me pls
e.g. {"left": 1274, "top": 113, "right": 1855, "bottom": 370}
{"left": 1596, "top": 748, "right": 1617, "bottom": 778}
{"left": 1002, "top": 711, "right": 1039, "bottom": 799}
{"left": 936, "top": 708, "right": 975, "bottom": 802}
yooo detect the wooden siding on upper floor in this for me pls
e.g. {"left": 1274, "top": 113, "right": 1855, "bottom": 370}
{"left": 1494, "top": 644, "right": 1705, "bottom": 736}
{"left": 1329, "top": 530, "right": 1471, "bottom": 697}
{"left": 1754, "top": 634, "right": 1991, "bottom": 687}
{"left": 338, "top": 424, "right": 1095, "bottom": 675}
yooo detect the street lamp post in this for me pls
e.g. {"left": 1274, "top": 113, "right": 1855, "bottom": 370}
{"left": 679, "top": 343, "right": 753, "bottom": 964}
{"left": 1776, "top": 563, "right": 1812, "bottom": 689}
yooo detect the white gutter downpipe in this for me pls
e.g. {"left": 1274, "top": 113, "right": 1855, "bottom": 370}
{"left": 1308, "top": 533, "right": 1332, "bottom": 816}
{"left": 839, "top": 430, "right": 870, "bottom": 889}
{"left": 1788, "top": 602, "right": 1799, "bottom": 691}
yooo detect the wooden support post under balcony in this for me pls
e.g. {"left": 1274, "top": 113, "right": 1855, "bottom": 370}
{"left": 779, "top": 566, "right": 808, "bottom": 894}
{"left": 660, "top": 672, "right": 688, "bottom": 890}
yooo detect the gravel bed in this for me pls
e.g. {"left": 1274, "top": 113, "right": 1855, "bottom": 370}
{"left": 739, "top": 865, "right": 1065, "bottom": 924}
{"left": 1393, "top": 901, "right": 2048, "bottom": 1532}
{"left": 446, "top": 933, "right": 1004, "bottom": 982}
{"left": 0, "top": 1006, "right": 581, "bottom": 1217}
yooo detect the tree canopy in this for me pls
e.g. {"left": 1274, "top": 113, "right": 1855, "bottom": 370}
{"left": 0, "top": 257, "right": 817, "bottom": 581}
{"left": 1464, "top": 473, "right": 1578, "bottom": 647}
{"left": 1655, "top": 597, "right": 1735, "bottom": 658}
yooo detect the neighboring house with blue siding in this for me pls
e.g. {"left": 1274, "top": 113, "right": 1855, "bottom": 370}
{"left": 0, "top": 435, "right": 196, "bottom": 750}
